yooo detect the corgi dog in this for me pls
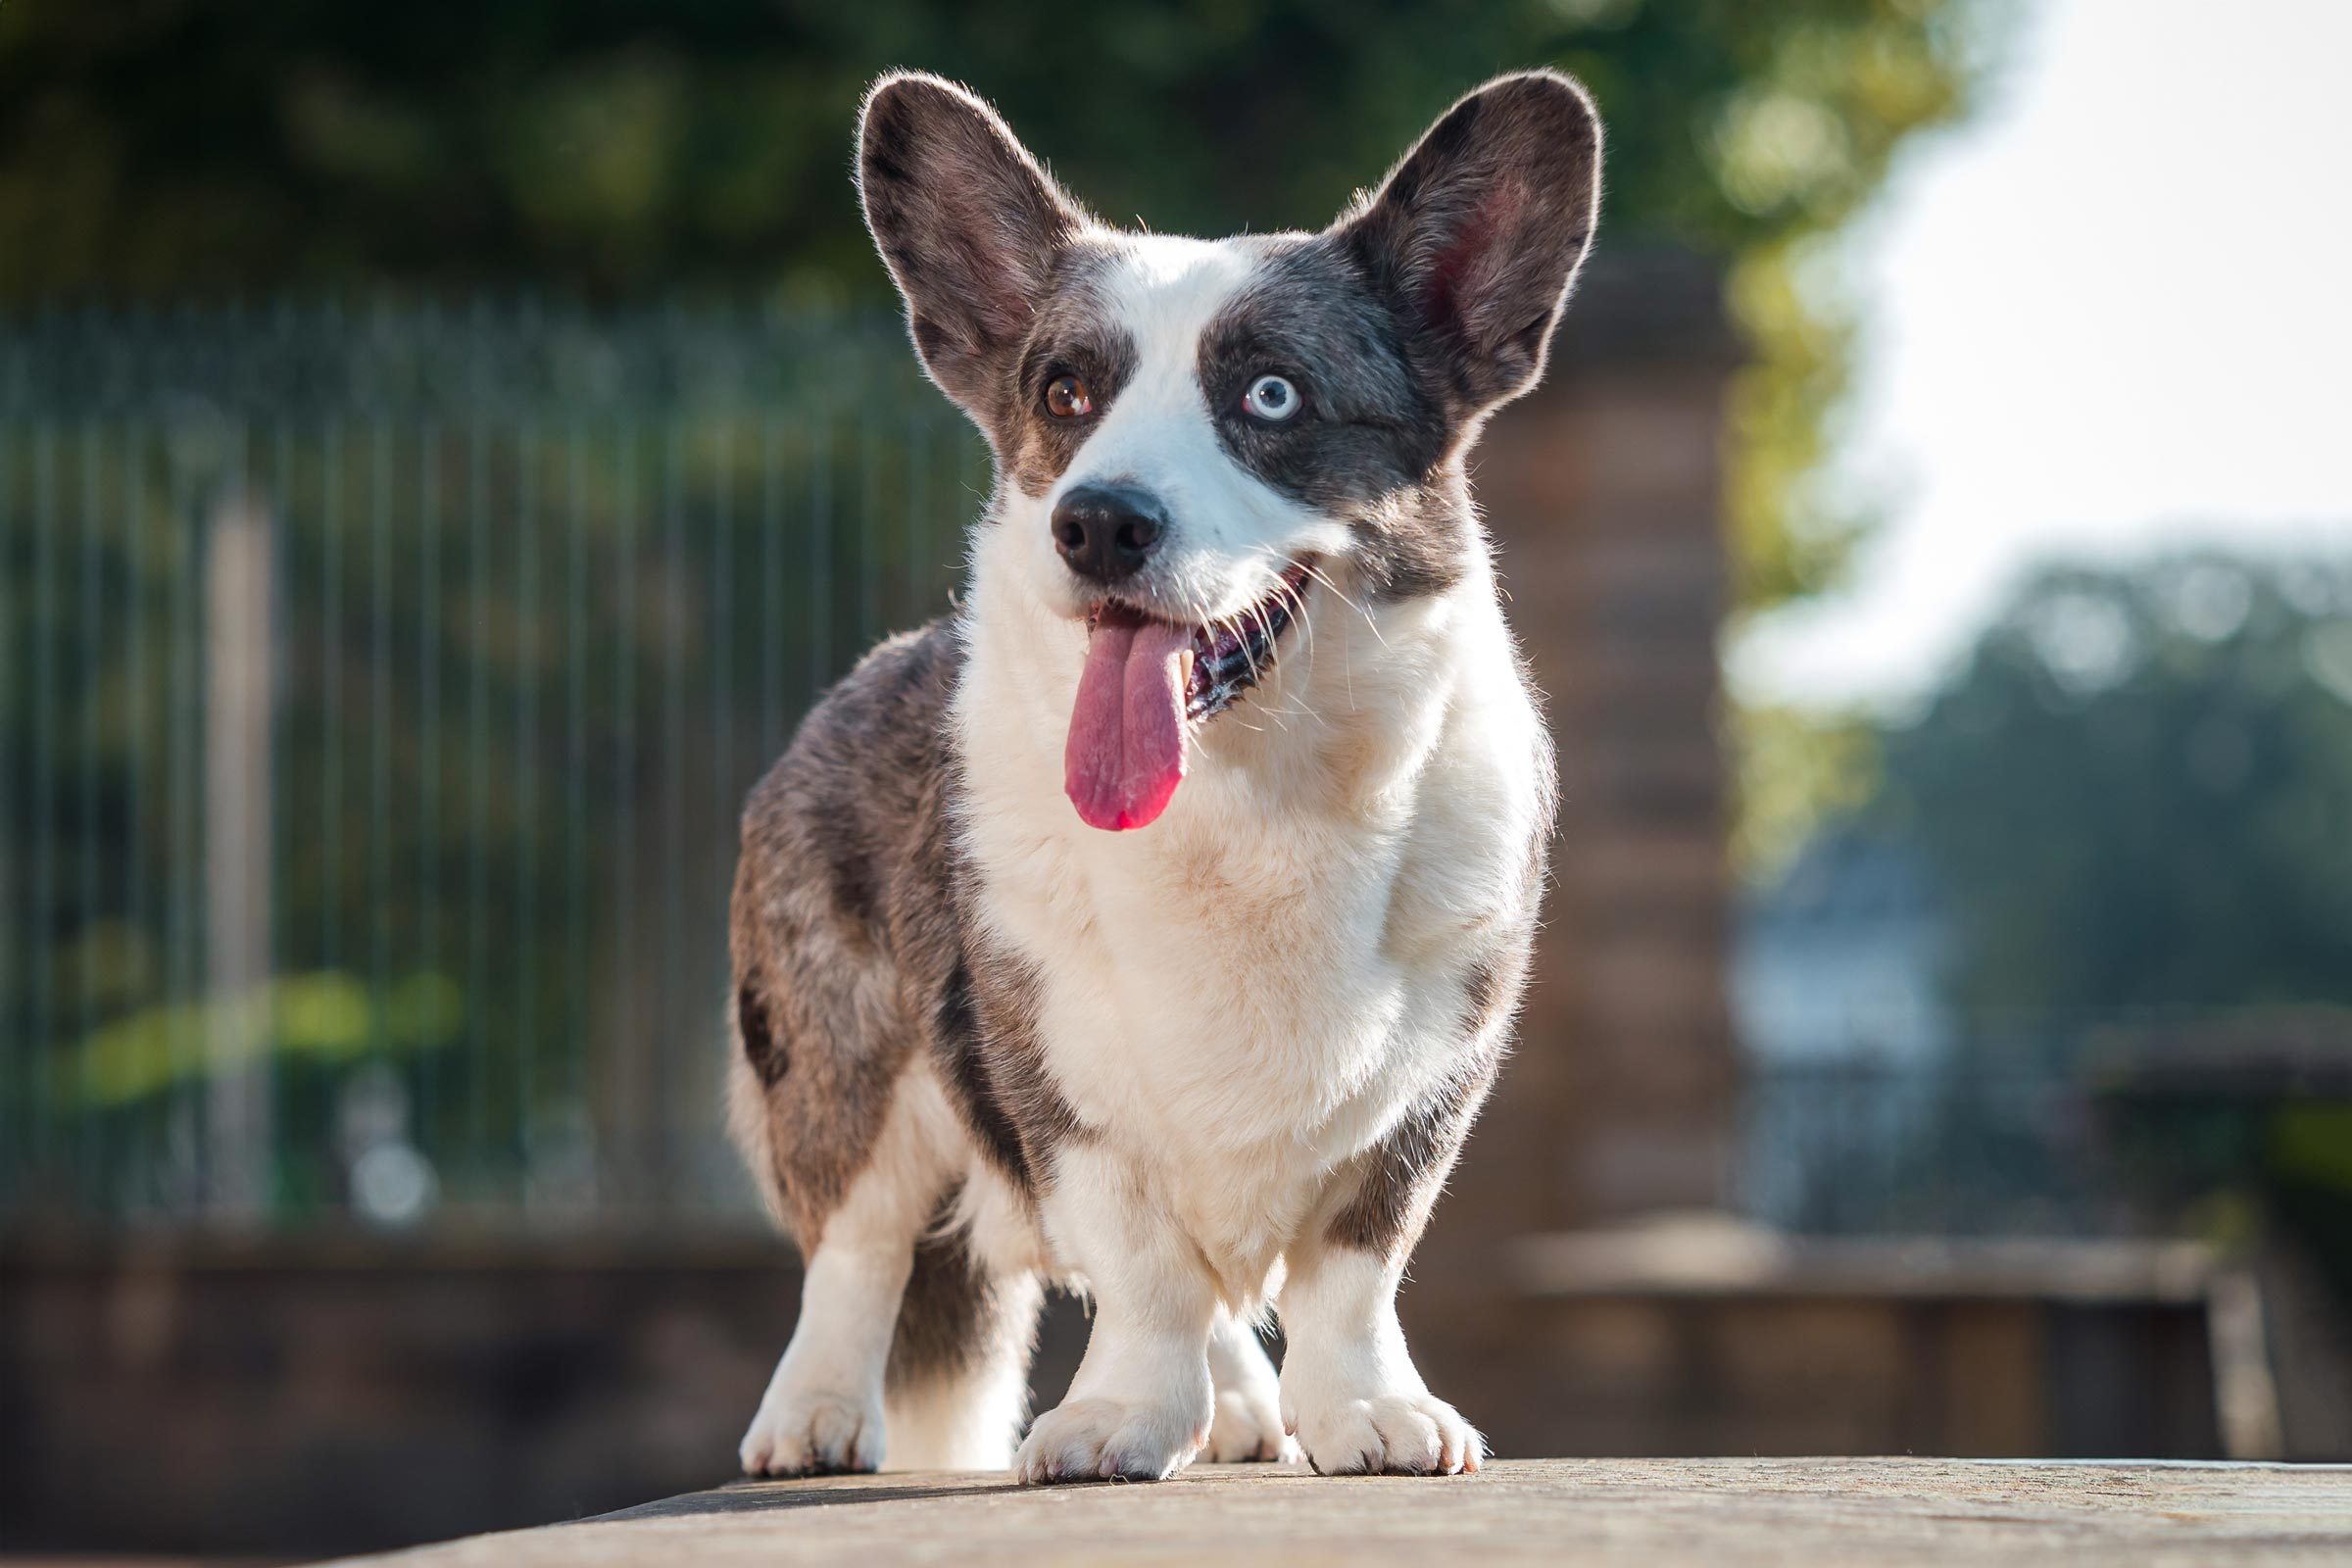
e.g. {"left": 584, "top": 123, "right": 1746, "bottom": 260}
{"left": 729, "top": 68, "right": 1599, "bottom": 1483}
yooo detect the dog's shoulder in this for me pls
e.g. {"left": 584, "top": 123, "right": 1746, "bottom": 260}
{"left": 734, "top": 615, "right": 967, "bottom": 962}
{"left": 761, "top": 617, "right": 963, "bottom": 800}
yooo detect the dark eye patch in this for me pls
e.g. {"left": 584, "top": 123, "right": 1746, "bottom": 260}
{"left": 1198, "top": 237, "right": 1467, "bottom": 600}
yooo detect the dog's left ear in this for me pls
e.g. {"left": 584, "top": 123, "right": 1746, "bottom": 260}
{"left": 1335, "top": 71, "right": 1602, "bottom": 416}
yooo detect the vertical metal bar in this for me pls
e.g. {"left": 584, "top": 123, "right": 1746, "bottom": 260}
{"left": 120, "top": 416, "right": 150, "bottom": 1212}
{"left": 416, "top": 416, "right": 440, "bottom": 1151}
{"left": 466, "top": 398, "right": 491, "bottom": 1163}
{"left": 167, "top": 428, "right": 201, "bottom": 1214}
{"left": 564, "top": 421, "right": 588, "bottom": 1200}
{"left": 808, "top": 408, "right": 831, "bottom": 693}
{"left": 203, "top": 442, "right": 274, "bottom": 1223}
{"left": 514, "top": 416, "right": 539, "bottom": 1192}
{"left": 658, "top": 416, "right": 687, "bottom": 1207}
{"left": 269, "top": 416, "right": 292, "bottom": 1209}
{"left": 0, "top": 429, "right": 15, "bottom": 1202}
{"left": 293, "top": 406, "right": 322, "bottom": 1206}
{"left": 760, "top": 415, "right": 782, "bottom": 757}
{"left": 705, "top": 414, "right": 734, "bottom": 1218}
{"left": 711, "top": 416, "right": 733, "bottom": 808}
{"left": 320, "top": 417, "right": 344, "bottom": 988}
{"left": 369, "top": 421, "right": 393, "bottom": 1087}
{"left": 78, "top": 422, "right": 103, "bottom": 1208}
{"left": 29, "top": 421, "right": 56, "bottom": 1193}
{"left": 858, "top": 420, "right": 880, "bottom": 647}
{"left": 611, "top": 418, "right": 638, "bottom": 1210}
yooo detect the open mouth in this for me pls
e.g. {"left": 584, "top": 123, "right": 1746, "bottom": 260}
{"left": 1063, "top": 558, "right": 1315, "bottom": 832}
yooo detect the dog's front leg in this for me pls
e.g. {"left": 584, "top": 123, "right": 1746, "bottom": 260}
{"left": 1276, "top": 1242, "right": 1483, "bottom": 1476}
{"left": 1015, "top": 1146, "right": 1217, "bottom": 1483}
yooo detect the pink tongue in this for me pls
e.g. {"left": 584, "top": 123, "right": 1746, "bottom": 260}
{"left": 1064, "top": 616, "right": 1192, "bottom": 831}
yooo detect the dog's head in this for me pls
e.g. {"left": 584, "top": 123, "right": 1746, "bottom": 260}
{"left": 858, "top": 71, "right": 1600, "bottom": 830}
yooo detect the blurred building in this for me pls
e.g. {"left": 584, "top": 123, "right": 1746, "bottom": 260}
{"left": 1733, "top": 827, "right": 1954, "bottom": 1070}
{"left": 1731, "top": 827, "right": 1955, "bottom": 1231}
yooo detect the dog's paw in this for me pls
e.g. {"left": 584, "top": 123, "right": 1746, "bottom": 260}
{"left": 1205, "top": 1382, "right": 1298, "bottom": 1463}
{"left": 739, "top": 1385, "right": 884, "bottom": 1477}
{"left": 1014, "top": 1396, "right": 1207, "bottom": 1484}
{"left": 1287, "top": 1389, "right": 1483, "bottom": 1477}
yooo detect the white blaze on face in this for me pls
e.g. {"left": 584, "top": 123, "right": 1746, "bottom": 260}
{"left": 997, "top": 235, "right": 1351, "bottom": 833}
{"left": 1019, "top": 235, "right": 1348, "bottom": 627}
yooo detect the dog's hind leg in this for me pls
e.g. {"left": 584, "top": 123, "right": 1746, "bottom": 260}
{"left": 1203, "top": 1309, "right": 1295, "bottom": 1463}
{"left": 882, "top": 1237, "right": 1044, "bottom": 1471}
{"left": 737, "top": 1069, "right": 958, "bottom": 1477}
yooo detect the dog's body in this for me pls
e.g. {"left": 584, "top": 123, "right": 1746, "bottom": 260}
{"left": 729, "top": 71, "right": 1600, "bottom": 1483}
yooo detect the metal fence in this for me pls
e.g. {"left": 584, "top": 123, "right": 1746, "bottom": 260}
{"left": 1738, "top": 1057, "right": 2139, "bottom": 1237}
{"left": 1731, "top": 1013, "right": 2313, "bottom": 1239}
{"left": 0, "top": 301, "right": 983, "bottom": 1229}
{"left": 0, "top": 301, "right": 2187, "bottom": 1242}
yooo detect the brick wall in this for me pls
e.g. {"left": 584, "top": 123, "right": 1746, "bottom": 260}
{"left": 1, "top": 1237, "right": 2229, "bottom": 1556}
{"left": 1444, "top": 250, "right": 1741, "bottom": 1246}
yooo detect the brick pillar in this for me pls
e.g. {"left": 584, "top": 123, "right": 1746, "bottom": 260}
{"left": 1443, "top": 252, "right": 1741, "bottom": 1245}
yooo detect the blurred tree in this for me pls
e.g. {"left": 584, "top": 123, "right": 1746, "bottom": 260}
{"left": 0, "top": 0, "right": 1995, "bottom": 610}
{"left": 1875, "top": 555, "right": 2352, "bottom": 1017}
{"left": 1729, "top": 699, "right": 1876, "bottom": 878}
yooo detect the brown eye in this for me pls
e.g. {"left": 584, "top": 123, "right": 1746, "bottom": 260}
{"left": 1045, "top": 373, "right": 1094, "bottom": 418}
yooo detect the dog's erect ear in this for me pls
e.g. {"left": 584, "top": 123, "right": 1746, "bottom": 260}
{"left": 1335, "top": 71, "right": 1602, "bottom": 416}
{"left": 858, "top": 74, "right": 1090, "bottom": 429}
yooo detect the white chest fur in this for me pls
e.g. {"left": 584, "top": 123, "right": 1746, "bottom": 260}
{"left": 953, "top": 539, "right": 1549, "bottom": 1285}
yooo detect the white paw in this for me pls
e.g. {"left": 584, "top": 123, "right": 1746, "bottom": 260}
{"left": 1286, "top": 1389, "right": 1484, "bottom": 1477}
{"left": 739, "top": 1384, "right": 885, "bottom": 1477}
{"left": 1205, "top": 1383, "right": 1299, "bottom": 1463}
{"left": 1014, "top": 1395, "right": 1207, "bottom": 1484}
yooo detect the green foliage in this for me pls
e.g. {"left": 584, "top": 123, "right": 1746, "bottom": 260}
{"left": 0, "top": 1, "right": 1993, "bottom": 608}
{"left": 1728, "top": 698, "right": 1878, "bottom": 881}
{"left": 0, "top": 2, "right": 1977, "bottom": 299}
{"left": 2270, "top": 1101, "right": 2352, "bottom": 1194}
{"left": 67, "top": 971, "right": 462, "bottom": 1108}
{"left": 1720, "top": 0, "right": 1991, "bottom": 608}
{"left": 1876, "top": 556, "right": 2352, "bottom": 1018}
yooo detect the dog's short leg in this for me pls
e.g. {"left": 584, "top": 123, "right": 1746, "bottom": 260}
{"left": 740, "top": 1230, "right": 906, "bottom": 1476}
{"left": 1203, "top": 1309, "right": 1295, "bottom": 1463}
{"left": 1276, "top": 1244, "right": 1483, "bottom": 1477}
{"left": 1014, "top": 1148, "right": 1217, "bottom": 1483}
{"left": 739, "top": 1082, "right": 951, "bottom": 1478}
{"left": 884, "top": 1255, "right": 1044, "bottom": 1472}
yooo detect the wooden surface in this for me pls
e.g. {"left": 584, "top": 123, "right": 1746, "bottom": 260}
{"left": 333, "top": 1457, "right": 2352, "bottom": 1566}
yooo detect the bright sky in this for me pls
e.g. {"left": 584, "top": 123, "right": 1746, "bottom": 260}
{"left": 1728, "top": 0, "right": 2352, "bottom": 715}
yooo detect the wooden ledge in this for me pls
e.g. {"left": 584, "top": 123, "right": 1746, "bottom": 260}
{"left": 332, "top": 1456, "right": 2352, "bottom": 1567}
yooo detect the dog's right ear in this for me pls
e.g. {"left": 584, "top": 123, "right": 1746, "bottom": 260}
{"left": 858, "top": 74, "right": 1090, "bottom": 431}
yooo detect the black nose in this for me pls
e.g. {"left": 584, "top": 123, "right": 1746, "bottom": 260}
{"left": 1052, "top": 483, "right": 1165, "bottom": 584}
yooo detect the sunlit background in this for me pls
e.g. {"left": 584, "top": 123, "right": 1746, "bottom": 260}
{"left": 3, "top": 2, "right": 2347, "bottom": 1560}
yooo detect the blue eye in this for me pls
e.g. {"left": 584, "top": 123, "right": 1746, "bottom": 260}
{"left": 1242, "top": 373, "right": 1300, "bottom": 423}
